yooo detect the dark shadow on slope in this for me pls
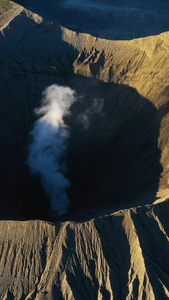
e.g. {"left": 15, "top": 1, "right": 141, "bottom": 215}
{"left": 130, "top": 206, "right": 169, "bottom": 299}
{"left": 59, "top": 225, "right": 100, "bottom": 300}
{"left": 0, "top": 11, "right": 166, "bottom": 220}
{"left": 94, "top": 215, "right": 131, "bottom": 299}
{"left": 0, "top": 19, "right": 78, "bottom": 220}
{"left": 0, "top": 71, "right": 166, "bottom": 221}
{"left": 12, "top": 0, "right": 169, "bottom": 40}
{"left": 63, "top": 74, "right": 163, "bottom": 220}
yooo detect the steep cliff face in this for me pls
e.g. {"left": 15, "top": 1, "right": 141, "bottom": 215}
{"left": 1, "top": 3, "right": 169, "bottom": 299}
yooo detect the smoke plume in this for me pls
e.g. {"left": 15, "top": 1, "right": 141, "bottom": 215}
{"left": 27, "top": 84, "right": 76, "bottom": 216}
{"left": 79, "top": 98, "right": 104, "bottom": 129}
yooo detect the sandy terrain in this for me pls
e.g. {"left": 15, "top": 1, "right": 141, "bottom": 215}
{"left": 0, "top": 2, "right": 22, "bottom": 28}
{"left": 0, "top": 3, "right": 169, "bottom": 299}
{"left": 1, "top": 201, "right": 169, "bottom": 299}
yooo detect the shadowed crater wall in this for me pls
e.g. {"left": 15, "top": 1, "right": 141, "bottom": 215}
{"left": 0, "top": 11, "right": 163, "bottom": 220}
{"left": 0, "top": 73, "right": 162, "bottom": 221}
{"left": 66, "top": 75, "right": 162, "bottom": 217}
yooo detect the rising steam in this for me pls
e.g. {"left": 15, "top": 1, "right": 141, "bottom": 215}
{"left": 79, "top": 98, "right": 104, "bottom": 129}
{"left": 27, "top": 85, "right": 76, "bottom": 216}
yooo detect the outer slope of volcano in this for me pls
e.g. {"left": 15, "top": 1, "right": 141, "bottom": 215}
{"left": 14, "top": 0, "right": 169, "bottom": 40}
{"left": 1, "top": 2, "right": 169, "bottom": 299}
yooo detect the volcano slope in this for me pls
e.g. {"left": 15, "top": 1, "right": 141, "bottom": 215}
{"left": 13, "top": 0, "right": 169, "bottom": 40}
{"left": 1, "top": 2, "right": 169, "bottom": 299}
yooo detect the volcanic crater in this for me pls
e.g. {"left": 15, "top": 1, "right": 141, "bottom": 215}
{"left": 0, "top": 10, "right": 163, "bottom": 220}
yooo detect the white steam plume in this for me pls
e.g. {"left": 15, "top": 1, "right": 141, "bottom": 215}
{"left": 79, "top": 98, "right": 104, "bottom": 129}
{"left": 27, "top": 84, "right": 76, "bottom": 216}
